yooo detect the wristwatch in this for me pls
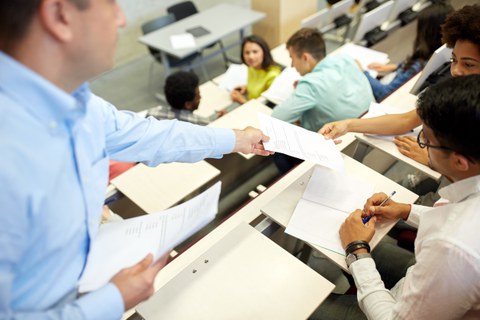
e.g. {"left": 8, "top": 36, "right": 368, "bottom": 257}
{"left": 345, "top": 252, "right": 372, "bottom": 268}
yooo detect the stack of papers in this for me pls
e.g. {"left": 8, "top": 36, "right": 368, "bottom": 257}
{"left": 261, "top": 67, "right": 301, "bottom": 105}
{"left": 333, "top": 43, "right": 389, "bottom": 78}
{"left": 78, "top": 182, "right": 221, "bottom": 293}
{"left": 170, "top": 33, "right": 196, "bottom": 49}
{"left": 258, "top": 113, "right": 344, "bottom": 172}
{"left": 285, "top": 166, "right": 374, "bottom": 255}
{"left": 218, "top": 64, "right": 248, "bottom": 92}
{"left": 362, "top": 102, "right": 421, "bottom": 141}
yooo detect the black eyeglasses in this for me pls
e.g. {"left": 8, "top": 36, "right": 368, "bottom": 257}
{"left": 417, "top": 129, "right": 453, "bottom": 151}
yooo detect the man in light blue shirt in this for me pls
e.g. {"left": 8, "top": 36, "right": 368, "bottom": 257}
{"left": 0, "top": 1, "right": 271, "bottom": 319}
{"left": 271, "top": 28, "right": 374, "bottom": 172}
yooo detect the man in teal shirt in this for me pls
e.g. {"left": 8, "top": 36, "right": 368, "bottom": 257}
{"left": 272, "top": 28, "right": 374, "bottom": 132}
{"left": 271, "top": 28, "right": 374, "bottom": 172}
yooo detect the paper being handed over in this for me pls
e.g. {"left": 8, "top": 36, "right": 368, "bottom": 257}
{"left": 258, "top": 113, "right": 344, "bottom": 171}
{"left": 78, "top": 182, "right": 221, "bottom": 293}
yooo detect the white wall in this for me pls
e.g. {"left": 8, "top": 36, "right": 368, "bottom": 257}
{"left": 116, "top": 0, "right": 250, "bottom": 66}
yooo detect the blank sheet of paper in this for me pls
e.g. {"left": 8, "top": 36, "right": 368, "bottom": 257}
{"left": 170, "top": 33, "right": 196, "bottom": 49}
{"left": 285, "top": 166, "right": 373, "bottom": 255}
{"left": 261, "top": 67, "right": 301, "bottom": 105}
{"left": 218, "top": 64, "right": 248, "bottom": 91}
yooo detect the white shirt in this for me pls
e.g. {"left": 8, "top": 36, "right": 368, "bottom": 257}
{"left": 351, "top": 175, "right": 480, "bottom": 319}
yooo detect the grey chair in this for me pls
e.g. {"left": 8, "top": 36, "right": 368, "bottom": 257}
{"left": 141, "top": 13, "right": 208, "bottom": 94}
{"left": 167, "top": 1, "right": 230, "bottom": 69}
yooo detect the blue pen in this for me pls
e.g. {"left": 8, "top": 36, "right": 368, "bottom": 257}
{"left": 362, "top": 191, "right": 396, "bottom": 224}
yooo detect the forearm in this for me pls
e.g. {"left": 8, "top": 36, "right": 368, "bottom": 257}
{"left": 348, "top": 110, "right": 421, "bottom": 135}
{"left": 351, "top": 258, "right": 397, "bottom": 319}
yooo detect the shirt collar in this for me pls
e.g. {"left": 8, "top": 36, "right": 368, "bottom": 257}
{"left": 0, "top": 51, "right": 90, "bottom": 126}
{"left": 439, "top": 175, "right": 480, "bottom": 203}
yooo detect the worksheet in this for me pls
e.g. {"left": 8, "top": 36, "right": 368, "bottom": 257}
{"left": 78, "top": 182, "right": 221, "bottom": 293}
{"left": 258, "top": 113, "right": 344, "bottom": 172}
{"left": 285, "top": 166, "right": 373, "bottom": 255}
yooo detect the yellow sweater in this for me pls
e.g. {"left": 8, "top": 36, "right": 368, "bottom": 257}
{"left": 247, "top": 65, "right": 282, "bottom": 100}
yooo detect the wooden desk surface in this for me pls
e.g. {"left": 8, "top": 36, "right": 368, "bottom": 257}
{"left": 194, "top": 81, "right": 233, "bottom": 121}
{"left": 111, "top": 161, "right": 220, "bottom": 214}
{"left": 136, "top": 223, "right": 335, "bottom": 320}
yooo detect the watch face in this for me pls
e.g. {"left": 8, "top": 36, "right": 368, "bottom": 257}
{"left": 346, "top": 253, "right": 371, "bottom": 267}
{"left": 346, "top": 253, "right": 357, "bottom": 267}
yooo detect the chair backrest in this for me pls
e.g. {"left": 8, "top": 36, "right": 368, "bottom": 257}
{"left": 167, "top": 1, "right": 198, "bottom": 21}
{"left": 142, "top": 13, "right": 175, "bottom": 35}
{"left": 141, "top": 14, "right": 176, "bottom": 60}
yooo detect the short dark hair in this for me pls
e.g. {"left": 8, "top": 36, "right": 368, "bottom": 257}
{"left": 286, "top": 28, "right": 326, "bottom": 61}
{"left": 0, "top": 0, "right": 89, "bottom": 51}
{"left": 416, "top": 74, "right": 480, "bottom": 161}
{"left": 441, "top": 4, "right": 480, "bottom": 48}
{"left": 164, "top": 71, "right": 199, "bottom": 110}
{"left": 240, "top": 35, "right": 276, "bottom": 70}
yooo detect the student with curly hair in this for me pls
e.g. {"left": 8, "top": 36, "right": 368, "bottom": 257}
{"left": 147, "top": 71, "right": 211, "bottom": 125}
{"left": 319, "top": 4, "right": 480, "bottom": 166}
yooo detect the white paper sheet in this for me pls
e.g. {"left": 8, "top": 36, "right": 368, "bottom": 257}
{"left": 218, "top": 64, "right": 248, "bottom": 91}
{"left": 258, "top": 113, "right": 344, "bottom": 171}
{"left": 261, "top": 67, "right": 301, "bottom": 105}
{"left": 285, "top": 166, "right": 374, "bottom": 255}
{"left": 78, "top": 182, "right": 221, "bottom": 293}
{"left": 333, "top": 43, "right": 389, "bottom": 78}
{"left": 170, "top": 33, "right": 196, "bottom": 49}
{"left": 363, "top": 102, "right": 421, "bottom": 141}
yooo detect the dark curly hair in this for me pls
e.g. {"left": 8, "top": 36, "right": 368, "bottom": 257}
{"left": 441, "top": 4, "right": 480, "bottom": 48}
{"left": 417, "top": 74, "right": 480, "bottom": 161}
{"left": 164, "top": 71, "right": 199, "bottom": 110}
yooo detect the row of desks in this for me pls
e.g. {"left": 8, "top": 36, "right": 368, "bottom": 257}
{"left": 117, "top": 15, "right": 441, "bottom": 317}
{"left": 119, "top": 94, "right": 423, "bottom": 318}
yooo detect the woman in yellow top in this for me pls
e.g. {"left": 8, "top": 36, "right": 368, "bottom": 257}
{"left": 231, "top": 35, "right": 282, "bottom": 104}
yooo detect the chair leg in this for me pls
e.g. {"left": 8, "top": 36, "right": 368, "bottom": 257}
{"left": 199, "top": 63, "right": 210, "bottom": 82}
{"left": 218, "top": 41, "right": 230, "bottom": 69}
{"left": 148, "top": 60, "right": 156, "bottom": 96}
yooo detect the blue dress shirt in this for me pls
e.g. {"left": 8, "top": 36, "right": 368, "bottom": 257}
{"left": 0, "top": 51, "right": 234, "bottom": 319}
{"left": 364, "top": 61, "right": 422, "bottom": 102}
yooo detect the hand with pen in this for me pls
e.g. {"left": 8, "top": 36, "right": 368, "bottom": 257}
{"left": 339, "top": 191, "right": 411, "bottom": 251}
{"left": 363, "top": 191, "right": 411, "bottom": 222}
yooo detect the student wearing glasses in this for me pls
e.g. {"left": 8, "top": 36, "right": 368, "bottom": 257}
{"left": 311, "top": 74, "right": 480, "bottom": 320}
{"left": 319, "top": 4, "right": 480, "bottom": 166}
